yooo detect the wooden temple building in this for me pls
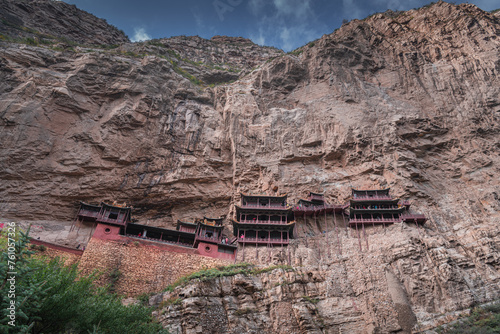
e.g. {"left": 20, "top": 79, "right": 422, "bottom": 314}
{"left": 232, "top": 194, "right": 295, "bottom": 246}
{"left": 292, "top": 192, "right": 347, "bottom": 216}
{"left": 76, "top": 201, "right": 132, "bottom": 226}
{"left": 348, "top": 188, "right": 427, "bottom": 227}
{"left": 73, "top": 187, "right": 426, "bottom": 261}
{"left": 75, "top": 202, "right": 237, "bottom": 261}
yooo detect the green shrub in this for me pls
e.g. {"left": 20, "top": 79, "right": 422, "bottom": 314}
{"left": 438, "top": 302, "right": 500, "bottom": 333}
{"left": 0, "top": 228, "right": 168, "bottom": 334}
{"left": 164, "top": 262, "right": 294, "bottom": 292}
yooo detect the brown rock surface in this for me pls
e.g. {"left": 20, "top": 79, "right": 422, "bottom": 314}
{"left": 0, "top": 0, "right": 128, "bottom": 45}
{"left": 0, "top": 1, "right": 499, "bottom": 332}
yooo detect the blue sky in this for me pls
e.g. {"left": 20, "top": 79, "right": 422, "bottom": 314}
{"left": 63, "top": 0, "right": 499, "bottom": 51}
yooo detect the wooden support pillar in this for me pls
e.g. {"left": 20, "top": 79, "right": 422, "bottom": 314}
{"left": 342, "top": 211, "right": 348, "bottom": 237}
{"left": 242, "top": 230, "right": 246, "bottom": 261}
{"left": 355, "top": 223, "right": 362, "bottom": 252}
{"left": 314, "top": 213, "right": 318, "bottom": 234}
{"left": 333, "top": 213, "right": 342, "bottom": 256}
{"left": 267, "top": 229, "right": 271, "bottom": 262}
{"left": 325, "top": 210, "right": 330, "bottom": 258}
{"left": 293, "top": 212, "right": 297, "bottom": 237}
{"left": 304, "top": 214, "right": 309, "bottom": 247}
{"left": 287, "top": 235, "right": 291, "bottom": 266}
{"left": 363, "top": 223, "right": 368, "bottom": 251}
{"left": 256, "top": 239, "right": 259, "bottom": 261}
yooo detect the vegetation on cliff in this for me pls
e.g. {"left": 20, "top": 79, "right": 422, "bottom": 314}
{"left": 0, "top": 228, "right": 167, "bottom": 334}
{"left": 437, "top": 303, "right": 500, "bottom": 333}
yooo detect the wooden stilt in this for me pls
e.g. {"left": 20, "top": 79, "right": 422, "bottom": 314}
{"left": 242, "top": 230, "right": 246, "bottom": 261}
{"left": 363, "top": 223, "right": 369, "bottom": 251}
{"left": 304, "top": 214, "right": 309, "bottom": 247}
{"left": 342, "top": 211, "right": 348, "bottom": 237}
{"left": 333, "top": 213, "right": 342, "bottom": 255}
{"left": 287, "top": 243, "right": 291, "bottom": 266}
{"left": 355, "top": 223, "right": 362, "bottom": 252}
{"left": 256, "top": 242, "right": 259, "bottom": 261}
{"left": 325, "top": 210, "right": 330, "bottom": 258}
{"left": 267, "top": 230, "right": 271, "bottom": 261}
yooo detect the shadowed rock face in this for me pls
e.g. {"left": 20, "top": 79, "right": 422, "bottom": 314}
{"left": 1, "top": 1, "right": 500, "bottom": 332}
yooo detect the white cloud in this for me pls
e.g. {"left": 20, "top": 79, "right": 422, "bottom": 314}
{"left": 272, "top": 0, "right": 313, "bottom": 18}
{"left": 342, "top": 0, "right": 364, "bottom": 20}
{"left": 247, "top": 0, "right": 322, "bottom": 51}
{"left": 131, "top": 27, "right": 151, "bottom": 42}
{"left": 249, "top": 27, "right": 266, "bottom": 46}
{"left": 248, "top": 0, "right": 266, "bottom": 15}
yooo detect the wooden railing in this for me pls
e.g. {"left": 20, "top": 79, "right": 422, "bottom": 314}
{"left": 309, "top": 194, "right": 324, "bottom": 201}
{"left": 78, "top": 209, "right": 100, "bottom": 218}
{"left": 401, "top": 214, "right": 426, "bottom": 221}
{"left": 240, "top": 203, "right": 289, "bottom": 210}
{"left": 352, "top": 195, "right": 392, "bottom": 201}
{"left": 349, "top": 217, "right": 400, "bottom": 224}
{"left": 239, "top": 219, "right": 288, "bottom": 225}
{"left": 238, "top": 237, "right": 289, "bottom": 244}
{"left": 351, "top": 206, "right": 401, "bottom": 211}
{"left": 293, "top": 203, "right": 347, "bottom": 213}
{"left": 195, "top": 235, "right": 220, "bottom": 243}
{"left": 97, "top": 217, "right": 127, "bottom": 226}
{"left": 125, "top": 234, "right": 193, "bottom": 247}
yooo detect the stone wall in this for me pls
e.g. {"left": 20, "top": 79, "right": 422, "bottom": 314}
{"left": 78, "top": 228, "right": 231, "bottom": 296}
{"left": 30, "top": 239, "right": 82, "bottom": 266}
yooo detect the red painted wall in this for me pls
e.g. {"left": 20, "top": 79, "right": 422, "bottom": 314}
{"left": 197, "top": 241, "right": 236, "bottom": 261}
{"left": 91, "top": 223, "right": 236, "bottom": 260}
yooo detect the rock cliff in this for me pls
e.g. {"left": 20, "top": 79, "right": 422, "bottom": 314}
{"left": 1, "top": 1, "right": 499, "bottom": 333}
{"left": 0, "top": 0, "right": 128, "bottom": 45}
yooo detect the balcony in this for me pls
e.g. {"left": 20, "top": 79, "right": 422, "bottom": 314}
{"left": 77, "top": 209, "right": 100, "bottom": 219}
{"left": 350, "top": 206, "right": 402, "bottom": 211}
{"left": 293, "top": 204, "right": 348, "bottom": 214}
{"left": 309, "top": 194, "right": 324, "bottom": 202}
{"left": 349, "top": 217, "right": 400, "bottom": 225}
{"left": 195, "top": 235, "right": 220, "bottom": 243}
{"left": 96, "top": 216, "right": 127, "bottom": 226}
{"left": 240, "top": 203, "right": 289, "bottom": 210}
{"left": 351, "top": 195, "right": 393, "bottom": 201}
{"left": 126, "top": 234, "right": 194, "bottom": 248}
{"left": 238, "top": 237, "right": 289, "bottom": 245}
{"left": 239, "top": 219, "right": 288, "bottom": 225}
{"left": 401, "top": 214, "right": 426, "bottom": 223}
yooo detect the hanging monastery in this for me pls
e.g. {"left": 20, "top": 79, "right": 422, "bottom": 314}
{"left": 36, "top": 188, "right": 427, "bottom": 262}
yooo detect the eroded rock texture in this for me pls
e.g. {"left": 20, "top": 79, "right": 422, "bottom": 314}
{"left": 0, "top": 0, "right": 128, "bottom": 45}
{"left": 1, "top": 1, "right": 500, "bottom": 333}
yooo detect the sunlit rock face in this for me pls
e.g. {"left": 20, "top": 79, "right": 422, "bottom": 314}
{"left": 1, "top": 1, "right": 499, "bottom": 332}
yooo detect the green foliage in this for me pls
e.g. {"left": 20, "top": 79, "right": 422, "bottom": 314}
{"left": 137, "top": 293, "right": 151, "bottom": 306}
{"left": 234, "top": 308, "right": 253, "bottom": 316}
{"left": 164, "top": 263, "right": 294, "bottom": 292}
{"left": 159, "top": 297, "right": 182, "bottom": 308}
{"left": 288, "top": 48, "right": 303, "bottom": 56}
{"left": 0, "top": 228, "right": 167, "bottom": 334}
{"left": 303, "top": 296, "right": 320, "bottom": 304}
{"left": 169, "top": 60, "right": 203, "bottom": 85}
{"left": 491, "top": 9, "right": 500, "bottom": 14}
{"left": 438, "top": 302, "right": 500, "bottom": 333}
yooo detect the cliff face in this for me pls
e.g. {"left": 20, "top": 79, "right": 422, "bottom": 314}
{"left": 0, "top": 0, "right": 128, "bottom": 45}
{"left": 1, "top": 1, "right": 500, "bottom": 332}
